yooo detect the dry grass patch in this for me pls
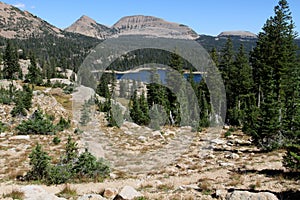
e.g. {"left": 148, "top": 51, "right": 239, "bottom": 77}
{"left": 228, "top": 173, "right": 244, "bottom": 187}
{"left": 57, "top": 184, "right": 77, "bottom": 199}
{"left": 156, "top": 183, "right": 174, "bottom": 192}
{"left": 3, "top": 189, "right": 24, "bottom": 200}
{"left": 53, "top": 94, "right": 72, "bottom": 111}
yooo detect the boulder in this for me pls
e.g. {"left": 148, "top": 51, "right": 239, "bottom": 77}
{"left": 152, "top": 131, "right": 163, "bottom": 139}
{"left": 211, "top": 138, "right": 225, "bottom": 145}
{"left": 9, "top": 135, "right": 30, "bottom": 140}
{"left": 115, "top": 186, "right": 143, "bottom": 200}
{"left": 21, "top": 185, "right": 66, "bottom": 200}
{"left": 78, "top": 194, "right": 107, "bottom": 200}
{"left": 227, "top": 191, "right": 278, "bottom": 200}
{"left": 225, "top": 153, "right": 240, "bottom": 159}
{"left": 137, "top": 136, "right": 147, "bottom": 142}
{"left": 219, "top": 162, "right": 234, "bottom": 167}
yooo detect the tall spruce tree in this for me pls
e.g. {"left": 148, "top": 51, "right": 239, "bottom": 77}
{"left": 219, "top": 38, "right": 235, "bottom": 124}
{"left": 249, "top": 0, "right": 299, "bottom": 150}
{"left": 26, "top": 52, "right": 43, "bottom": 85}
{"left": 3, "top": 41, "right": 21, "bottom": 80}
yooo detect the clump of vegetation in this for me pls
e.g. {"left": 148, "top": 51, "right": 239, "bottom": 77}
{"left": 0, "top": 121, "right": 7, "bottom": 132}
{"left": 16, "top": 109, "right": 71, "bottom": 135}
{"left": 26, "top": 143, "right": 51, "bottom": 181}
{"left": 283, "top": 144, "right": 300, "bottom": 171}
{"left": 17, "top": 109, "right": 56, "bottom": 135}
{"left": 11, "top": 84, "right": 33, "bottom": 117}
{"left": 3, "top": 189, "right": 24, "bottom": 200}
{"left": 25, "top": 136, "right": 110, "bottom": 184}
{"left": 52, "top": 136, "right": 61, "bottom": 145}
{"left": 56, "top": 116, "right": 71, "bottom": 131}
{"left": 224, "top": 131, "right": 232, "bottom": 137}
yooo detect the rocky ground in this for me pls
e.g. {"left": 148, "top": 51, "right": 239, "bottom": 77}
{"left": 0, "top": 85, "right": 299, "bottom": 200}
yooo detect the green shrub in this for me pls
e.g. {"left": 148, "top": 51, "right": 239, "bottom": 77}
{"left": 72, "top": 149, "right": 110, "bottom": 179}
{"left": 17, "top": 109, "right": 56, "bottom": 135}
{"left": 52, "top": 136, "right": 61, "bottom": 145}
{"left": 225, "top": 131, "right": 232, "bottom": 137}
{"left": 283, "top": 144, "right": 300, "bottom": 171}
{"left": 61, "top": 136, "right": 79, "bottom": 164}
{"left": 26, "top": 143, "right": 51, "bottom": 181}
{"left": 56, "top": 117, "right": 70, "bottom": 131}
{"left": 47, "top": 164, "right": 72, "bottom": 184}
{"left": 0, "top": 121, "right": 7, "bottom": 132}
{"left": 26, "top": 136, "right": 110, "bottom": 184}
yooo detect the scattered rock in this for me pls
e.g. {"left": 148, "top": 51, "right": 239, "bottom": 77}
{"left": 227, "top": 191, "right": 278, "bottom": 200}
{"left": 211, "top": 138, "right": 225, "bottom": 145}
{"left": 116, "top": 186, "right": 143, "bottom": 200}
{"left": 103, "top": 187, "right": 118, "bottom": 199}
{"left": 109, "top": 173, "right": 118, "bottom": 179}
{"left": 223, "top": 125, "right": 230, "bottom": 130}
{"left": 164, "top": 130, "right": 176, "bottom": 137}
{"left": 225, "top": 153, "right": 240, "bottom": 159}
{"left": 9, "top": 135, "right": 30, "bottom": 140}
{"left": 0, "top": 133, "right": 6, "bottom": 137}
{"left": 179, "top": 184, "right": 200, "bottom": 190}
{"left": 21, "top": 185, "right": 66, "bottom": 200}
{"left": 78, "top": 194, "right": 107, "bottom": 200}
{"left": 137, "top": 136, "right": 147, "bottom": 142}
{"left": 219, "top": 162, "right": 234, "bottom": 167}
{"left": 152, "top": 131, "right": 163, "bottom": 139}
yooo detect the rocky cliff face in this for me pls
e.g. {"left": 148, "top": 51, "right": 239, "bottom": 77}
{"left": 65, "top": 15, "right": 115, "bottom": 40}
{"left": 0, "top": 2, "right": 63, "bottom": 39}
{"left": 112, "top": 15, "right": 199, "bottom": 39}
{"left": 218, "top": 31, "right": 257, "bottom": 38}
{"left": 65, "top": 15, "right": 199, "bottom": 40}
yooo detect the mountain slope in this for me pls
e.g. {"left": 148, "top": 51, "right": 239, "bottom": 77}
{"left": 65, "top": 15, "right": 115, "bottom": 40}
{"left": 0, "top": 2, "right": 63, "bottom": 39}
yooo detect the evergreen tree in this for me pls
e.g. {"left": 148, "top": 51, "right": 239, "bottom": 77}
{"left": 249, "top": 0, "right": 299, "bottom": 150}
{"left": 3, "top": 40, "right": 21, "bottom": 79}
{"left": 228, "top": 44, "right": 254, "bottom": 126}
{"left": 27, "top": 143, "right": 51, "bottom": 181}
{"left": 26, "top": 52, "right": 43, "bottom": 85}
{"left": 139, "top": 91, "right": 150, "bottom": 125}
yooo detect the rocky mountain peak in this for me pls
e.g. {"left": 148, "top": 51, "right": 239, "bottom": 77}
{"left": 0, "top": 2, "right": 63, "bottom": 39}
{"left": 65, "top": 15, "right": 114, "bottom": 40}
{"left": 218, "top": 31, "right": 257, "bottom": 38}
{"left": 112, "top": 15, "right": 199, "bottom": 39}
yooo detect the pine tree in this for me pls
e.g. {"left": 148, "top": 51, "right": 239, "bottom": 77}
{"left": 3, "top": 40, "right": 21, "bottom": 79}
{"left": 26, "top": 52, "right": 43, "bottom": 85}
{"left": 219, "top": 38, "right": 235, "bottom": 124}
{"left": 249, "top": 0, "right": 299, "bottom": 150}
{"left": 229, "top": 44, "right": 254, "bottom": 126}
{"left": 27, "top": 143, "right": 51, "bottom": 180}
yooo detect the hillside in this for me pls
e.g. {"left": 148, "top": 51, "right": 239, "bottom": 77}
{"left": 0, "top": 2, "right": 63, "bottom": 39}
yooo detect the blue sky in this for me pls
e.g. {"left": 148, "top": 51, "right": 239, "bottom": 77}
{"left": 3, "top": 0, "right": 300, "bottom": 36}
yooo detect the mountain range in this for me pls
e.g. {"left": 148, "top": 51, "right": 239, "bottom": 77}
{"left": 0, "top": 1, "right": 258, "bottom": 40}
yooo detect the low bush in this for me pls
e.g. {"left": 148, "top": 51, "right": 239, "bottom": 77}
{"left": 17, "top": 109, "right": 56, "bottom": 135}
{"left": 26, "top": 136, "right": 110, "bottom": 184}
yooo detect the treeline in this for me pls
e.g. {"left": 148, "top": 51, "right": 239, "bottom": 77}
{"left": 0, "top": 32, "right": 101, "bottom": 73}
